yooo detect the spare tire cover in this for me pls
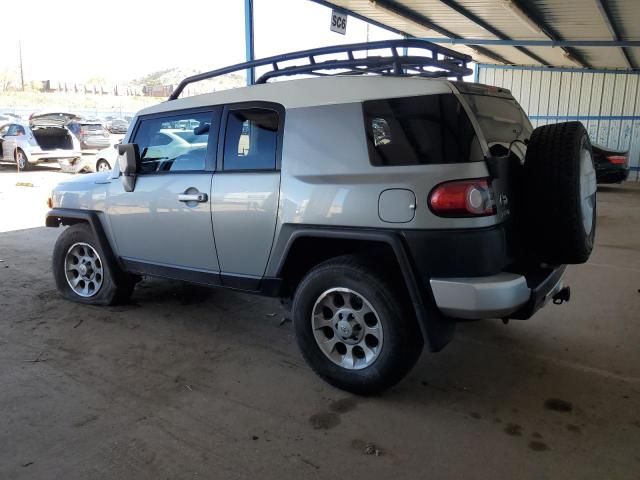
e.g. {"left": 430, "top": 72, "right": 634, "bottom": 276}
{"left": 523, "top": 121, "right": 596, "bottom": 264}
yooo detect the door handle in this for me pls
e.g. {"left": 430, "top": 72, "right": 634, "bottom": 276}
{"left": 178, "top": 192, "right": 208, "bottom": 203}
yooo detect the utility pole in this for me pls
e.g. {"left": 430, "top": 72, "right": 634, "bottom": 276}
{"left": 18, "top": 40, "right": 24, "bottom": 91}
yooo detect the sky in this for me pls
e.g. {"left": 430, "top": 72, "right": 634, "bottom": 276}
{"left": 0, "top": 0, "right": 401, "bottom": 84}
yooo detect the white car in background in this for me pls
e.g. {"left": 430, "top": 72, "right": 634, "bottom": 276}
{"left": 75, "top": 144, "right": 118, "bottom": 173}
{"left": 0, "top": 113, "right": 82, "bottom": 171}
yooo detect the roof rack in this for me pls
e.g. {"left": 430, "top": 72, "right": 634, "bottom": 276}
{"left": 168, "top": 39, "right": 473, "bottom": 100}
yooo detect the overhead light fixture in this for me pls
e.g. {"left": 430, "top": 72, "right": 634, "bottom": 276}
{"left": 369, "top": 0, "right": 432, "bottom": 36}
{"left": 500, "top": 0, "right": 546, "bottom": 37}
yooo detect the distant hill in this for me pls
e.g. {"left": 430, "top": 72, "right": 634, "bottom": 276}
{"left": 132, "top": 68, "right": 245, "bottom": 94}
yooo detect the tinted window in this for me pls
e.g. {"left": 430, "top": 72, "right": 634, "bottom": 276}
{"left": 223, "top": 108, "right": 279, "bottom": 170}
{"left": 6, "top": 124, "right": 24, "bottom": 136}
{"left": 133, "top": 111, "right": 214, "bottom": 173}
{"left": 363, "top": 94, "right": 476, "bottom": 166}
{"left": 462, "top": 94, "right": 532, "bottom": 146}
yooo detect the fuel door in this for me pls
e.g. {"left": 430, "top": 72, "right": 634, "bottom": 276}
{"left": 378, "top": 188, "right": 416, "bottom": 223}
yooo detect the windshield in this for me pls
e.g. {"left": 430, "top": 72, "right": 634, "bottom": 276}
{"left": 462, "top": 94, "right": 532, "bottom": 149}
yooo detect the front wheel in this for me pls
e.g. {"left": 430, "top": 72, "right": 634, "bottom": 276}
{"left": 52, "top": 223, "right": 135, "bottom": 305}
{"left": 15, "top": 149, "right": 30, "bottom": 171}
{"left": 292, "top": 256, "right": 423, "bottom": 395}
{"left": 96, "top": 159, "right": 111, "bottom": 172}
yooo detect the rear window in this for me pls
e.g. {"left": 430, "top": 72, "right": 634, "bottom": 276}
{"left": 462, "top": 94, "right": 532, "bottom": 146}
{"left": 82, "top": 123, "right": 104, "bottom": 131}
{"left": 363, "top": 94, "right": 476, "bottom": 166}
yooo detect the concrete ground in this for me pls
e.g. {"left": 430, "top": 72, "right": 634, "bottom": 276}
{"left": 0, "top": 168, "right": 639, "bottom": 479}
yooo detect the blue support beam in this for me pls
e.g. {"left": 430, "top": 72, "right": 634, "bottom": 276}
{"left": 244, "top": 0, "right": 255, "bottom": 85}
{"left": 416, "top": 38, "right": 640, "bottom": 48}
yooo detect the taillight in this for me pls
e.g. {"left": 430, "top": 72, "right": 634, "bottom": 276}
{"left": 607, "top": 155, "right": 627, "bottom": 166}
{"left": 429, "top": 178, "right": 496, "bottom": 217}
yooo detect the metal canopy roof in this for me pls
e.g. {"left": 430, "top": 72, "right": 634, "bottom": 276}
{"left": 314, "top": 0, "right": 640, "bottom": 70}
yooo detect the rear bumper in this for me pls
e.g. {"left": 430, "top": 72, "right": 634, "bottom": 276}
{"left": 81, "top": 139, "right": 110, "bottom": 149}
{"left": 430, "top": 266, "right": 566, "bottom": 320}
{"left": 30, "top": 150, "right": 82, "bottom": 163}
{"left": 596, "top": 164, "right": 629, "bottom": 184}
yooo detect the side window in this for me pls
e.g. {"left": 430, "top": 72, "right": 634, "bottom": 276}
{"left": 132, "top": 111, "right": 215, "bottom": 174}
{"left": 6, "top": 124, "right": 19, "bottom": 136}
{"left": 363, "top": 94, "right": 476, "bottom": 166}
{"left": 223, "top": 108, "right": 279, "bottom": 171}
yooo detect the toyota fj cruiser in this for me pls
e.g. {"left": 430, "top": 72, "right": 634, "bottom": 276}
{"left": 46, "top": 40, "right": 596, "bottom": 394}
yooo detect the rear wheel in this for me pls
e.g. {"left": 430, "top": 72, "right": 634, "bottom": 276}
{"left": 15, "top": 149, "right": 30, "bottom": 171}
{"left": 292, "top": 255, "right": 423, "bottom": 395}
{"left": 52, "top": 223, "right": 135, "bottom": 305}
{"left": 96, "top": 159, "right": 111, "bottom": 172}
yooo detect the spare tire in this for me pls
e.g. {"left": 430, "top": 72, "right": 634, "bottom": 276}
{"left": 523, "top": 121, "right": 596, "bottom": 264}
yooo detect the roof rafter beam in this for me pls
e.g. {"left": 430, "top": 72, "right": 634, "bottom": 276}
{"left": 501, "top": 0, "right": 592, "bottom": 69}
{"left": 437, "top": 0, "right": 549, "bottom": 66}
{"left": 368, "top": 0, "right": 513, "bottom": 65}
{"left": 414, "top": 38, "right": 640, "bottom": 47}
{"left": 593, "top": 0, "right": 635, "bottom": 69}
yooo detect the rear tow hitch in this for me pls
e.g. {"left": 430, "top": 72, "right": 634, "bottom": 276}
{"left": 552, "top": 286, "right": 571, "bottom": 305}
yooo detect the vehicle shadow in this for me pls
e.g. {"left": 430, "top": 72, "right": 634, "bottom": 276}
{"left": 0, "top": 163, "right": 62, "bottom": 173}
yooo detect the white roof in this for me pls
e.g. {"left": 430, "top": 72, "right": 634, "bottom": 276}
{"left": 138, "top": 76, "right": 455, "bottom": 116}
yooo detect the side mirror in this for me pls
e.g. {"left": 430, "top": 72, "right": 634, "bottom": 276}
{"left": 117, "top": 143, "right": 140, "bottom": 192}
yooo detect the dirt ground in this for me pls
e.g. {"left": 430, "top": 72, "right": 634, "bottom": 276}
{"left": 1, "top": 168, "right": 639, "bottom": 479}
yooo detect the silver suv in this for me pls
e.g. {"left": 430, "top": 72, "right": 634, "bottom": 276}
{"left": 46, "top": 41, "right": 596, "bottom": 394}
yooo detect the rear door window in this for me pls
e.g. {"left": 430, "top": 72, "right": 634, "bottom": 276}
{"left": 363, "top": 94, "right": 476, "bottom": 166}
{"left": 222, "top": 108, "right": 279, "bottom": 171}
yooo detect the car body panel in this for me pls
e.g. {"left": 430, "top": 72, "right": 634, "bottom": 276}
{"left": 212, "top": 172, "right": 280, "bottom": 277}
{"left": 105, "top": 173, "right": 219, "bottom": 272}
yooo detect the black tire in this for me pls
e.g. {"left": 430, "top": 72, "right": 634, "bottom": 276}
{"left": 96, "top": 159, "right": 111, "bottom": 172}
{"left": 524, "top": 121, "right": 596, "bottom": 264}
{"left": 292, "top": 255, "right": 423, "bottom": 395}
{"left": 15, "top": 149, "right": 30, "bottom": 171}
{"left": 52, "top": 223, "right": 135, "bottom": 305}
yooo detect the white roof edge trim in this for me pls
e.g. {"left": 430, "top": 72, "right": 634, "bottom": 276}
{"left": 137, "top": 76, "right": 455, "bottom": 116}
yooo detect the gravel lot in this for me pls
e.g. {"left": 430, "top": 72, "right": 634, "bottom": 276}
{"left": 1, "top": 170, "right": 639, "bottom": 480}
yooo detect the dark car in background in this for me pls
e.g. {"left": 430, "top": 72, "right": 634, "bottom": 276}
{"left": 105, "top": 118, "right": 129, "bottom": 134}
{"left": 593, "top": 144, "right": 630, "bottom": 184}
{"left": 68, "top": 120, "right": 111, "bottom": 150}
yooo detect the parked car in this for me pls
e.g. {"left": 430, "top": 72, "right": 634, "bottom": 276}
{"left": 68, "top": 120, "right": 111, "bottom": 150}
{"left": 593, "top": 143, "right": 630, "bottom": 184}
{"left": 72, "top": 145, "right": 117, "bottom": 173}
{"left": 105, "top": 118, "right": 129, "bottom": 134}
{"left": 46, "top": 40, "right": 594, "bottom": 394}
{"left": 0, "top": 113, "right": 82, "bottom": 171}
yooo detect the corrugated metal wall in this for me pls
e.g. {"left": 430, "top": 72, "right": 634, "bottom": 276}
{"left": 477, "top": 64, "right": 640, "bottom": 181}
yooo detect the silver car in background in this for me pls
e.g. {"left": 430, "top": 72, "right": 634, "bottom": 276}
{"left": 0, "top": 112, "right": 82, "bottom": 171}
